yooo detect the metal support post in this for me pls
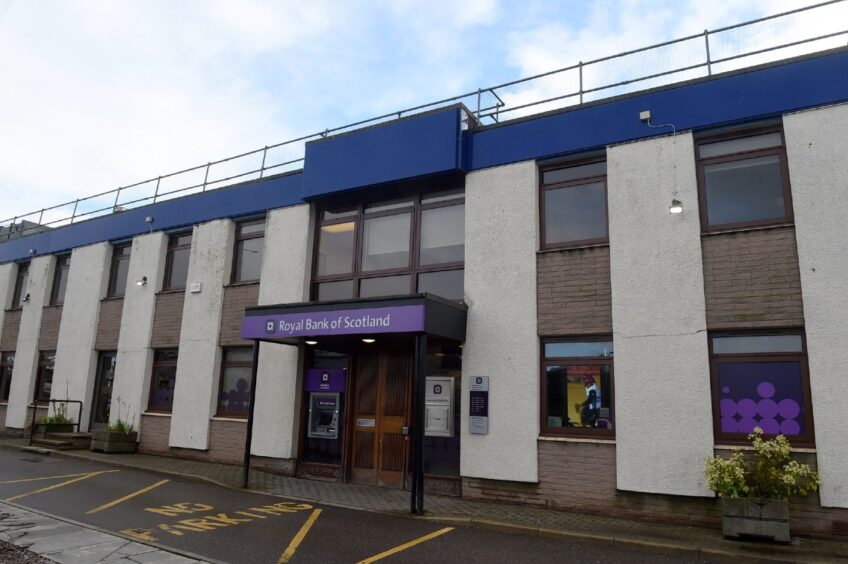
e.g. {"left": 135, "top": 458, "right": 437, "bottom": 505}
{"left": 704, "top": 30, "right": 713, "bottom": 76}
{"left": 411, "top": 333, "right": 427, "bottom": 514}
{"left": 242, "top": 341, "right": 261, "bottom": 488}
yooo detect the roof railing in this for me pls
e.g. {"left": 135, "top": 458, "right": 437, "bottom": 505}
{"left": 3, "top": 0, "right": 846, "bottom": 241}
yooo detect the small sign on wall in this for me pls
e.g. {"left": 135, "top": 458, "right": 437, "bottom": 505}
{"left": 469, "top": 376, "right": 489, "bottom": 435}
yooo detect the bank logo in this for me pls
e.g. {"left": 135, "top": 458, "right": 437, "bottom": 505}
{"left": 433, "top": 384, "right": 442, "bottom": 394}
{"left": 265, "top": 320, "right": 276, "bottom": 333}
{"left": 321, "top": 372, "right": 330, "bottom": 383}
{"left": 475, "top": 377, "right": 483, "bottom": 385}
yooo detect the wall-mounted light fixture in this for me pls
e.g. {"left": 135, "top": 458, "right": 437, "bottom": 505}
{"left": 136, "top": 276, "right": 148, "bottom": 287}
{"left": 145, "top": 216, "right": 154, "bottom": 233}
{"left": 28, "top": 248, "right": 36, "bottom": 255}
{"left": 669, "top": 199, "right": 684, "bottom": 214}
{"left": 22, "top": 293, "right": 30, "bottom": 303}
{"left": 362, "top": 338, "right": 376, "bottom": 344}
{"left": 305, "top": 340, "right": 318, "bottom": 346}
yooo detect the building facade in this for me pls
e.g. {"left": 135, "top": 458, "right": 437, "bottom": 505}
{"left": 2, "top": 48, "right": 848, "bottom": 537}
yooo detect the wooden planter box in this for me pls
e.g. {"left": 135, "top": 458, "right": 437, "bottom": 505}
{"left": 32, "top": 423, "right": 75, "bottom": 439}
{"left": 90, "top": 431, "right": 138, "bottom": 454}
{"left": 722, "top": 498, "right": 790, "bottom": 543}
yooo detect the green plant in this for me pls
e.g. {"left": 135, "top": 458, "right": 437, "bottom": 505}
{"left": 38, "top": 402, "right": 73, "bottom": 425}
{"left": 705, "top": 427, "right": 820, "bottom": 500}
{"left": 106, "top": 397, "right": 136, "bottom": 435}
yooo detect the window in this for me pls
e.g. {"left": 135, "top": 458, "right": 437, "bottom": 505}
{"left": 92, "top": 352, "right": 117, "bottom": 425}
{"left": 164, "top": 233, "right": 192, "bottom": 290}
{"left": 50, "top": 254, "right": 71, "bottom": 305}
{"left": 148, "top": 349, "right": 178, "bottom": 412}
{"left": 1, "top": 352, "right": 13, "bottom": 401}
{"left": 108, "top": 243, "right": 132, "bottom": 297}
{"left": 217, "top": 348, "right": 253, "bottom": 417}
{"left": 313, "top": 189, "right": 465, "bottom": 301}
{"left": 12, "top": 262, "right": 29, "bottom": 308}
{"left": 541, "top": 338, "right": 614, "bottom": 437}
{"left": 34, "top": 352, "right": 55, "bottom": 403}
{"left": 697, "top": 127, "right": 792, "bottom": 231}
{"left": 710, "top": 331, "right": 813, "bottom": 446}
{"left": 540, "top": 160, "right": 608, "bottom": 249}
{"left": 232, "top": 219, "right": 265, "bottom": 283}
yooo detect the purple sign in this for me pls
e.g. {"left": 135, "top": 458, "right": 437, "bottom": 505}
{"left": 718, "top": 361, "right": 805, "bottom": 436}
{"left": 242, "top": 305, "right": 425, "bottom": 339}
{"left": 305, "top": 368, "right": 346, "bottom": 393}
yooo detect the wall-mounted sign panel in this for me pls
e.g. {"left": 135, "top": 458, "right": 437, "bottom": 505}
{"left": 469, "top": 376, "right": 489, "bottom": 435}
{"left": 242, "top": 305, "right": 425, "bottom": 339}
{"left": 305, "top": 368, "right": 346, "bottom": 393}
{"left": 425, "top": 376, "right": 454, "bottom": 437}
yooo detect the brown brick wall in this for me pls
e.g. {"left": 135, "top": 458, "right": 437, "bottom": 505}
{"left": 464, "top": 441, "right": 848, "bottom": 538}
{"left": 138, "top": 414, "right": 171, "bottom": 455}
{"left": 1, "top": 309, "right": 22, "bottom": 350}
{"left": 151, "top": 291, "right": 185, "bottom": 348}
{"left": 207, "top": 419, "right": 247, "bottom": 464}
{"left": 537, "top": 246, "right": 612, "bottom": 335}
{"left": 702, "top": 227, "right": 804, "bottom": 330}
{"left": 38, "top": 305, "right": 63, "bottom": 350}
{"left": 219, "top": 284, "right": 259, "bottom": 347}
{"left": 96, "top": 298, "right": 124, "bottom": 350}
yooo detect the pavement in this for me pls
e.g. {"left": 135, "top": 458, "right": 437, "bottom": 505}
{"left": 2, "top": 437, "right": 848, "bottom": 563}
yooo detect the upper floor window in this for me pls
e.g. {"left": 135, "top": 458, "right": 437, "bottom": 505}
{"left": 12, "top": 262, "right": 29, "bottom": 308}
{"left": 50, "top": 254, "right": 71, "bottom": 305}
{"left": 108, "top": 243, "right": 132, "bottom": 298}
{"left": 164, "top": 232, "right": 192, "bottom": 291}
{"left": 232, "top": 219, "right": 265, "bottom": 284}
{"left": 709, "top": 331, "right": 813, "bottom": 446}
{"left": 313, "top": 189, "right": 465, "bottom": 301}
{"left": 0, "top": 352, "right": 13, "bottom": 401}
{"left": 540, "top": 159, "right": 608, "bottom": 249}
{"left": 697, "top": 127, "right": 792, "bottom": 231}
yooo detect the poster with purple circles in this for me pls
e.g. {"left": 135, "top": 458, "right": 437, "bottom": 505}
{"left": 717, "top": 361, "right": 805, "bottom": 436}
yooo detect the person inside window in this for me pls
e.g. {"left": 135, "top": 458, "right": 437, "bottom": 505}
{"left": 575, "top": 374, "right": 600, "bottom": 427}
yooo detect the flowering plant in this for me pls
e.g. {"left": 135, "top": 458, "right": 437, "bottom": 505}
{"left": 705, "top": 427, "right": 820, "bottom": 500}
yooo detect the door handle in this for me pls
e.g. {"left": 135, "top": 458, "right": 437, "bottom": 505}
{"left": 401, "top": 426, "right": 409, "bottom": 436}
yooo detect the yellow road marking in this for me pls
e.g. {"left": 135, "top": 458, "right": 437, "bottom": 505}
{"left": 277, "top": 508, "right": 322, "bottom": 563}
{"left": 0, "top": 472, "right": 93, "bottom": 484}
{"left": 356, "top": 527, "right": 454, "bottom": 564}
{"left": 4, "top": 470, "right": 119, "bottom": 502}
{"left": 86, "top": 479, "right": 170, "bottom": 514}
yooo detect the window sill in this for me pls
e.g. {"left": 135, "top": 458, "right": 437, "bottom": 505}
{"left": 101, "top": 295, "right": 125, "bottom": 302}
{"left": 211, "top": 416, "right": 247, "bottom": 423}
{"left": 157, "top": 289, "right": 186, "bottom": 296}
{"left": 5, "top": 307, "right": 23, "bottom": 313}
{"left": 714, "top": 444, "right": 816, "bottom": 453}
{"left": 538, "top": 435, "right": 615, "bottom": 445}
{"left": 224, "top": 281, "right": 260, "bottom": 289}
{"left": 142, "top": 411, "right": 172, "bottom": 417}
{"left": 43, "top": 304, "right": 63, "bottom": 310}
{"left": 701, "top": 222, "right": 794, "bottom": 237}
{"left": 537, "top": 242, "right": 610, "bottom": 254}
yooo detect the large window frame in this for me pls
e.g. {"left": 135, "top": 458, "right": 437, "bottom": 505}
{"left": 163, "top": 232, "right": 193, "bottom": 291}
{"left": 539, "top": 158, "right": 608, "bottom": 250}
{"left": 709, "top": 329, "right": 814, "bottom": 447}
{"left": 12, "top": 262, "right": 29, "bottom": 308}
{"left": 216, "top": 347, "right": 254, "bottom": 418}
{"left": 50, "top": 254, "right": 71, "bottom": 306}
{"left": 0, "top": 352, "right": 13, "bottom": 401}
{"left": 696, "top": 125, "right": 794, "bottom": 232}
{"left": 311, "top": 189, "right": 465, "bottom": 301}
{"left": 231, "top": 218, "right": 265, "bottom": 284}
{"left": 540, "top": 337, "right": 615, "bottom": 439}
{"left": 34, "top": 351, "right": 55, "bottom": 404}
{"left": 147, "top": 349, "right": 178, "bottom": 413}
{"left": 107, "top": 243, "right": 132, "bottom": 298}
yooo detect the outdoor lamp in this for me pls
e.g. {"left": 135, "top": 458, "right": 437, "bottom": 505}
{"left": 669, "top": 199, "right": 683, "bottom": 214}
{"left": 136, "top": 276, "right": 148, "bottom": 287}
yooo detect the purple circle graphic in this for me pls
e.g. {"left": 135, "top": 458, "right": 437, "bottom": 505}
{"left": 757, "top": 381, "right": 775, "bottom": 399}
{"left": 738, "top": 418, "right": 758, "bottom": 433}
{"left": 722, "top": 386, "right": 730, "bottom": 394}
{"left": 778, "top": 399, "right": 801, "bottom": 419}
{"left": 738, "top": 399, "right": 757, "bottom": 418}
{"left": 721, "top": 417, "right": 739, "bottom": 433}
{"left": 780, "top": 420, "right": 801, "bottom": 435}
{"left": 758, "top": 399, "right": 778, "bottom": 419}
{"left": 759, "top": 418, "right": 780, "bottom": 435}
{"left": 720, "top": 399, "right": 737, "bottom": 417}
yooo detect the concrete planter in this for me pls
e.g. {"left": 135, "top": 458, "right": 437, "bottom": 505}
{"left": 32, "top": 423, "right": 75, "bottom": 439}
{"left": 90, "top": 431, "right": 138, "bottom": 454}
{"left": 721, "top": 498, "right": 790, "bottom": 543}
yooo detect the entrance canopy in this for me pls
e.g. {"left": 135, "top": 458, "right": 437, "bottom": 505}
{"left": 241, "top": 293, "right": 467, "bottom": 344}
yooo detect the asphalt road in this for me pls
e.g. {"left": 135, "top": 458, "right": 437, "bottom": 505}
{"left": 0, "top": 449, "right": 730, "bottom": 563}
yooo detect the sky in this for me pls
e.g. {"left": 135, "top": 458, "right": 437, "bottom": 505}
{"left": 0, "top": 0, "right": 845, "bottom": 225}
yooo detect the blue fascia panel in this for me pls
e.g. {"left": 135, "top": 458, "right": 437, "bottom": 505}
{"left": 468, "top": 50, "right": 848, "bottom": 170}
{"left": 301, "top": 107, "right": 463, "bottom": 199}
{"left": 0, "top": 173, "right": 303, "bottom": 265}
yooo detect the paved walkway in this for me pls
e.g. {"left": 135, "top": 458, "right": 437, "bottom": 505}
{"left": 4, "top": 439, "right": 848, "bottom": 563}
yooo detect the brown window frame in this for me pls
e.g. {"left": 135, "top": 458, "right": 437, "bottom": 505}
{"left": 311, "top": 189, "right": 465, "bottom": 301}
{"left": 163, "top": 232, "right": 193, "bottom": 291}
{"left": 50, "top": 254, "right": 72, "bottom": 306}
{"left": 147, "top": 349, "right": 178, "bottom": 413}
{"left": 540, "top": 336, "right": 615, "bottom": 439}
{"left": 11, "top": 262, "right": 29, "bottom": 308}
{"left": 539, "top": 158, "right": 609, "bottom": 250}
{"left": 231, "top": 218, "right": 266, "bottom": 284}
{"left": 696, "top": 125, "right": 794, "bottom": 233}
{"left": 34, "top": 351, "right": 55, "bottom": 404}
{"left": 709, "top": 329, "right": 814, "bottom": 448}
{"left": 0, "top": 352, "right": 13, "bottom": 402}
{"left": 107, "top": 243, "right": 132, "bottom": 298}
{"left": 216, "top": 347, "right": 254, "bottom": 418}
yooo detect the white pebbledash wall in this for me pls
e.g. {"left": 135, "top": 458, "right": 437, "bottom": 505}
{"left": 50, "top": 242, "right": 111, "bottom": 430}
{"left": 462, "top": 161, "right": 539, "bottom": 483}
{"left": 607, "top": 133, "right": 714, "bottom": 497}
{"left": 5, "top": 256, "right": 54, "bottom": 429}
{"left": 169, "top": 220, "right": 235, "bottom": 450}
{"left": 111, "top": 232, "right": 167, "bottom": 429}
{"left": 784, "top": 102, "right": 848, "bottom": 508}
{"left": 0, "top": 263, "right": 14, "bottom": 348}
{"left": 251, "top": 204, "right": 311, "bottom": 460}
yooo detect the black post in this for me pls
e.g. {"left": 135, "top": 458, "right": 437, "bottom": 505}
{"left": 242, "top": 341, "right": 261, "bottom": 488}
{"left": 411, "top": 333, "right": 427, "bottom": 514}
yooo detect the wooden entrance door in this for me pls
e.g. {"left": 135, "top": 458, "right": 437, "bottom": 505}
{"left": 350, "top": 349, "right": 411, "bottom": 488}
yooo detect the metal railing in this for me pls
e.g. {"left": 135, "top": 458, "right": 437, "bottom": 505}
{"left": 3, "top": 0, "right": 846, "bottom": 241}
{"left": 28, "top": 399, "right": 84, "bottom": 446}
